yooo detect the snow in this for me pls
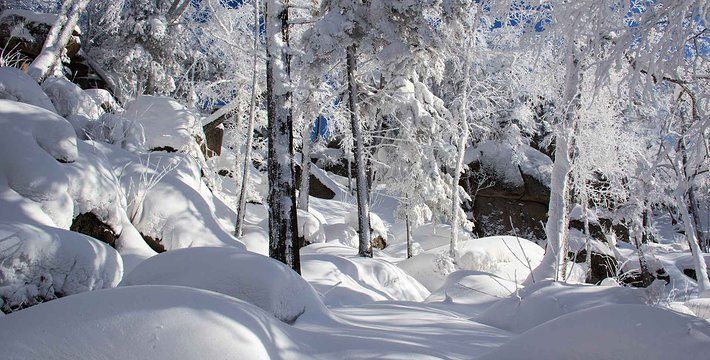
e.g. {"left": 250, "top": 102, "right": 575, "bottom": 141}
{"left": 120, "top": 247, "right": 326, "bottom": 323}
{"left": 0, "top": 285, "right": 303, "bottom": 359}
{"left": 425, "top": 270, "right": 519, "bottom": 317}
{"left": 42, "top": 76, "right": 103, "bottom": 138}
{"left": 0, "top": 67, "right": 56, "bottom": 112}
{"left": 398, "top": 236, "right": 544, "bottom": 291}
{"left": 122, "top": 95, "right": 203, "bottom": 156}
{"left": 84, "top": 88, "right": 121, "bottom": 112}
{"left": 0, "top": 222, "right": 122, "bottom": 313}
{"left": 464, "top": 140, "right": 553, "bottom": 187}
{"left": 298, "top": 209, "right": 326, "bottom": 244}
{"left": 477, "top": 280, "right": 649, "bottom": 333}
{"left": 301, "top": 243, "right": 430, "bottom": 306}
{"left": 479, "top": 304, "right": 710, "bottom": 360}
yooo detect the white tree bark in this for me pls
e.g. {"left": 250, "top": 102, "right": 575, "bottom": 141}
{"left": 526, "top": 45, "right": 581, "bottom": 284}
{"left": 450, "top": 107, "right": 469, "bottom": 259}
{"left": 265, "top": 0, "right": 299, "bottom": 273}
{"left": 28, "top": 0, "right": 89, "bottom": 83}
{"left": 676, "top": 178, "right": 710, "bottom": 297}
{"left": 347, "top": 43, "right": 372, "bottom": 258}
{"left": 235, "top": 0, "right": 260, "bottom": 237}
{"left": 298, "top": 123, "right": 311, "bottom": 211}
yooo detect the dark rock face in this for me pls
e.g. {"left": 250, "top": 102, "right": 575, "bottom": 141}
{"left": 570, "top": 249, "right": 619, "bottom": 284}
{"left": 70, "top": 212, "right": 118, "bottom": 248}
{"left": 150, "top": 146, "right": 178, "bottom": 153}
{"left": 0, "top": 12, "right": 80, "bottom": 60}
{"left": 371, "top": 235, "right": 387, "bottom": 250}
{"left": 140, "top": 233, "right": 166, "bottom": 253}
{"left": 463, "top": 162, "right": 549, "bottom": 242}
{"left": 295, "top": 164, "right": 336, "bottom": 200}
{"left": 202, "top": 121, "right": 224, "bottom": 158}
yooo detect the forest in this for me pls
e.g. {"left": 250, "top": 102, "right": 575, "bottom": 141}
{"left": 0, "top": 0, "right": 708, "bottom": 358}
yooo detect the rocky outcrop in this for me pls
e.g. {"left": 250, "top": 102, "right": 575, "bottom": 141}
{"left": 69, "top": 212, "right": 118, "bottom": 248}
{"left": 295, "top": 163, "right": 336, "bottom": 200}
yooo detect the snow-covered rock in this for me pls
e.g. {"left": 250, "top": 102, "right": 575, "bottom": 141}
{"left": 122, "top": 95, "right": 203, "bottom": 156}
{"left": 301, "top": 243, "right": 430, "bottom": 306}
{"left": 0, "top": 67, "right": 56, "bottom": 112}
{"left": 479, "top": 304, "right": 710, "bottom": 360}
{"left": 42, "top": 76, "right": 103, "bottom": 137}
{"left": 685, "top": 298, "right": 710, "bottom": 320}
{"left": 398, "top": 236, "right": 544, "bottom": 291}
{"left": 477, "top": 280, "right": 648, "bottom": 333}
{"left": 425, "top": 270, "right": 519, "bottom": 316}
{"left": 298, "top": 209, "right": 326, "bottom": 244}
{"left": 84, "top": 88, "right": 121, "bottom": 112}
{"left": 121, "top": 247, "right": 327, "bottom": 323}
{"left": 343, "top": 210, "right": 388, "bottom": 248}
{"left": 0, "top": 222, "right": 122, "bottom": 313}
{"left": 0, "top": 285, "right": 305, "bottom": 359}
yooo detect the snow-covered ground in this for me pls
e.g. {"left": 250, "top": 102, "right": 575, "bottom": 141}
{"left": 1, "top": 75, "right": 709, "bottom": 359}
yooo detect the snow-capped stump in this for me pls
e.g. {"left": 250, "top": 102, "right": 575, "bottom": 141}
{"left": 42, "top": 76, "right": 103, "bottom": 138}
{"left": 0, "top": 222, "right": 122, "bottom": 313}
{"left": 0, "top": 285, "right": 302, "bottom": 359}
{"left": 479, "top": 304, "right": 710, "bottom": 360}
{"left": 0, "top": 67, "right": 56, "bottom": 111}
{"left": 477, "top": 280, "right": 648, "bottom": 333}
{"left": 298, "top": 209, "right": 326, "bottom": 245}
{"left": 122, "top": 95, "right": 205, "bottom": 156}
{"left": 121, "top": 247, "right": 327, "bottom": 324}
{"left": 344, "top": 210, "right": 388, "bottom": 249}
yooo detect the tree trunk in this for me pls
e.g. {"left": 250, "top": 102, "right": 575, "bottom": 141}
{"left": 28, "top": 0, "right": 89, "bottom": 83}
{"left": 406, "top": 212, "right": 413, "bottom": 259}
{"left": 676, "top": 180, "right": 710, "bottom": 297}
{"left": 347, "top": 43, "right": 372, "bottom": 258}
{"left": 527, "top": 46, "right": 581, "bottom": 284}
{"left": 298, "top": 123, "right": 311, "bottom": 211}
{"left": 265, "top": 0, "right": 300, "bottom": 273}
{"left": 450, "top": 107, "right": 469, "bottom": 259}
{"left": 235, "top": 0, "right": 260, "bottom": 237}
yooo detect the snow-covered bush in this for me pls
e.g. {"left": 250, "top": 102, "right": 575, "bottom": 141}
{"left": 121, "top": 247, "right": 327, "bottom": 323}
{"left": 0, "top": 222, "right": 122, "bottom": 313}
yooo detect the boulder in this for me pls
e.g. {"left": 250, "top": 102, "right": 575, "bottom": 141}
{"left": 571, "top": 249, "right": 619, "bottom": 284}
{"left": 295, "top": 163, "right": 336, "bottom": 200}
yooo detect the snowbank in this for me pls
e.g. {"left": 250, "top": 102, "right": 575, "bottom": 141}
{"left": 398, "top": 236, "right": 544, "bottom": 291}
{"left": 477, "top": 280, "right": 648, "bottom": 333}
{"left": 0, "top": 67, "right": 56, "bottom": 112}
{"left": 479, "top": 304, "right": 710, "bottom": 360}
{"left": 0, "top": 222, "right": 122, "bottom": 313}
{"left": 301, "top": 243, "right": 430, "bottom": 306}
{"left": 0, "top": 285, "right": 305, "bottom": 359}
{"left": 121, "top": 247, "right": 327, "bottom": 323}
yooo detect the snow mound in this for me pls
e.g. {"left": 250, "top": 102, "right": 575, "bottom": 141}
{"left": 99, "top": 144, "right": 244, "bottom": 251}
{"left": 425, "top": 270, "right": 519, "bottom": 316}
{"left": 477, "top": 280, "right": 648, "bottom": 333}
{"left": 0, "top": 100, "right": 77, "bottom": 228}
{"left": 0, "top": 67, "right": 56, "bottom": 112}
{"left": 344, "top": 210, "right": 388, "bottom": 242}
{"left": 0, "top": 222, "right": 122, "bottom": 313}
{"left": 122, "top": 95, "right": 203, "bottom": 155}
{"left": 84, "top": 88, "right": 121, "bottom": 112}
{"left": 42, "top": 77, "right": 103, "bottom": 137}
{"left": 479, "top": 304, "right": 710, "bottom": 360}
{"left": 301, "top": 243, "right": 430, "bottom": 306}
{"left": 0, "top": 285, "right": 304, "bottom": 359}
{"left": 398, "top": 236, "right": 544, "bottom": 291}
{"left": 121, "top": 247, "right": 326, "bottom": 323}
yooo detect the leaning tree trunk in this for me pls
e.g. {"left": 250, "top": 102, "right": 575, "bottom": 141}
{"left": 526, "top": 46, "right": 581, "bottom": 284}
{"left": 235, "top": 0, "right": 261, "bottom": 237}
{"left": 298, "top": 123, "right": 312, "bottom": 211}
{"left": 265, "top": 0, "right": 300, "bottom": 273}
{"left": 28, "top": 0, "right": 89, "bottom": 83}
{"left": 347, "top": 43, "right": 372, "bottom": 258}
{"left": 675, "top": 177, "right": 710, "bottom": 297}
